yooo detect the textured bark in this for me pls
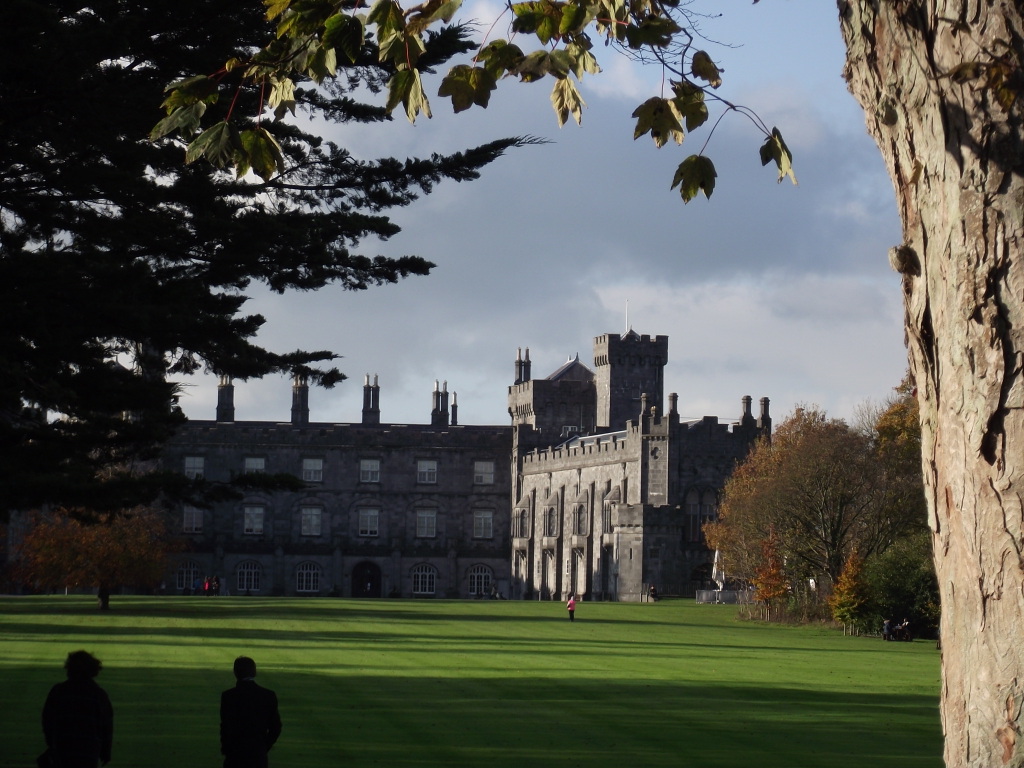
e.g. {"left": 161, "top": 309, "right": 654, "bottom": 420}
{"left": 838, "top": 2, "right": 1024, "bottom": 766}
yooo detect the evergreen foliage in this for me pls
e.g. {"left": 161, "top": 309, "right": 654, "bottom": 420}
{"left": 0, "top": 0, "right": 527, "bottom": 514}
{"left": 863, "top": 531, "right": 940, "bottom": 639}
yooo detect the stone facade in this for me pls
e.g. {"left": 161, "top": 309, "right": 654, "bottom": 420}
{"left": 161, "top": 376, "right": 512, "bottom": 598}
{"left": 509, "top": 330, "right": 771, "bottom": 602}
{"left": 160, "top": 329, "right": 769, "bottom": 601}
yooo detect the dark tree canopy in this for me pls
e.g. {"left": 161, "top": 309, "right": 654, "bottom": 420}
{"left": 0, "top": 0, "right": 527, "bottom": 513}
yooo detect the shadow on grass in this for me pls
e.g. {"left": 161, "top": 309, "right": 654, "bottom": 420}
{"left": 4, "top": 666, "right": 940, "bottom": 768}
{"left": 1, "top": 597, "right": 940, "bottom": 768}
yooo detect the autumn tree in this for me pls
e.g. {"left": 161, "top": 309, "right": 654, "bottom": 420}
{"left": 706, "top": 407, "right": 914, "bottom": 594}
{"left": 0, "top": 0, "right": 528, "bottom": 516}
{"left": 17, "top": 507, "right": 178, "bottom": 609}
{"left": 750, "top": 531, "right": 788, "bottom": 622}
{"left": 828, "top": 551, "right": 869, "bottom": 635}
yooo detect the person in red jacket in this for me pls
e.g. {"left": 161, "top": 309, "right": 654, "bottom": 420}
{"left": 42, "top": 650, "right": 114, "bottom": 768}
{"left": 566, "top": 595, "right": 576, "bottom": 622}
{"left": 220, "top": 656, "right": 282, "bottom": 768}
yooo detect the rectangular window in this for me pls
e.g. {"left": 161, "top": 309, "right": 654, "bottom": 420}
{"left": 244, "top": 506, "right": 265, "bottom": 535}
{"left": 302, "top": 457, "right": 323, "bottom": 482}
{"left": 301, "top": 506, "right": 322, "bottom": 536}
{"left": 360, "top": 459, "right": 380, "bottom": 483}
{"left": 417, "top": 459, "right": 437, "bottom": 484}
{"left": 183, "top": 505, "right": 203, "bottom": 533}
{"left": 358, "top": 508, "right": 380, "bottom": 537}
{"left": 473, "top": 510, "right": 494, "bottom": 539}
{"left": 184, "top": 456, "right": 205, "bottom": 479}
{"left": 243, "top": 456, "right": 266, "bottom": 473}
{"left": 416, "top": 509, "right": 437, "bottom": 538}
{"left": 473, "top": 460, "right": 495, "bottom": 485}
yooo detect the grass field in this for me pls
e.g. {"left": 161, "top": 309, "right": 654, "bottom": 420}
{"left": 0, "top": 596, "right": 941, "bottom": 768}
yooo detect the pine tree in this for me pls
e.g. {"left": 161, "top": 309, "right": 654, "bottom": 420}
{"left": 0, "top": 0, "right": 527, "bottom": 514}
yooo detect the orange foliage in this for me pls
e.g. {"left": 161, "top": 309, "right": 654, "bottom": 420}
{"left": 18, "top": 506, "right": 178, "bottom": 592}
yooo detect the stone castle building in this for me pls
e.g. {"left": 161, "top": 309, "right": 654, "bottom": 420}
{"left": 160, "top": 330, "right": 770, "bottom": 600}
{"left": 508, "top": 331, "right": 771, "bottom": 601}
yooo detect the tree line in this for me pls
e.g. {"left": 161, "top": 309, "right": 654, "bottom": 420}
{"left": 706, "top": 378, "right": 938, "bottom": 638}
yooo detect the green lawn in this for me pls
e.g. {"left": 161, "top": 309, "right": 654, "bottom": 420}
{"left": 0, "top": 596, "right": 941, "bottom": 768}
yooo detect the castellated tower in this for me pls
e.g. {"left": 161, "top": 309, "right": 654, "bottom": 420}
{"left": 593, "top": 330, "right": 668, "bottom": 429}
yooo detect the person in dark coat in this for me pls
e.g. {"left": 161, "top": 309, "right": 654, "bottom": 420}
{"left": 42, "top": 650, "right": 114, "bottom": 768}
{"left": 220, "top": 656, "right": 282, "bottom": 768}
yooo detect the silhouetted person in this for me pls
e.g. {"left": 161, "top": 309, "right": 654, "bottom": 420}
{"left": 42, "top": 650, "right": 114, "bottom": 768}
{"left": 220, "top": 656, "right": 282, "bottom": 768}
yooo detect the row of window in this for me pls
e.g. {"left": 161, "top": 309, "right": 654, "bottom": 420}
{"left": 513, "top": 506, "right": 598, "bottom": 538}
{"left": 184, "top": 457, "right": 496, "bottom": 485}
{"left": 175, "top": 561, "right": 492, "bottom": 596}
{"left": 511, "top": 500, "right": 717, "bottom": 541}
{"left": 184, "top": 506, "right": 495, "bottom": 539}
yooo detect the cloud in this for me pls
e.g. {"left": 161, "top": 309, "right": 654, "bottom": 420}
{"left": 176, "top": 3, "right": 907, "bottom": 435}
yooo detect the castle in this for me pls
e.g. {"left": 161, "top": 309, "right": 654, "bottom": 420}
{"left": 160, "top": 330, "right": 770, "bottom": 600}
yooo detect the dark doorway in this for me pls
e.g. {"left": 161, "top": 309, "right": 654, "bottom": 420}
{"left": 352, "top": 561, "right": 382, "bottom": 598}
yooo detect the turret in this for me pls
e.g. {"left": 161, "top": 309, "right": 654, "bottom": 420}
{"left": 593, "top": 331, "right": 668, "bottom": 429}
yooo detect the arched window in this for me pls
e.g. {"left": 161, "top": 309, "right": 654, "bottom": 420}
{"left": 236, "top": 560, "right": 262, "bottom": 593}
{"left": 296, "top": 562, "right": 321, "bottom": 593}
{"left": 514, "top": 508, "right": 530, "bottom": 538}
{"left": 411, "top": 564, "right": 437, "bottom": 596}
{"left": 176, "top": 560, "right": 200, "bottom": 593}
{"left": 544, "top": 508, "right": 558, "bottom": 537}
{"left": 468, "top": 564, "right": 493, "bottom": 596}
{"left": 573, "top": 506, "right": 587, "bottom": 535}
{"left": 701, "top": 490, "right": 718, "bottom": 539}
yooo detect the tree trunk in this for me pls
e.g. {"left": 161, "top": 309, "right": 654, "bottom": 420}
{"left": 839, "top": 3, "right": 1024, "bottom": 766}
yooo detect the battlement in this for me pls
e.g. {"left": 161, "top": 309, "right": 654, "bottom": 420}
{"left": 520, "top": 429, "right": 635, "bottom": 468}
{"left": 593, "top": 332, "right": 669, "bottom": 368}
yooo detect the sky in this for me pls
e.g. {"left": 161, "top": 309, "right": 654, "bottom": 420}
{"left": 177, "top": 1, "right": 906, "bottom": 429}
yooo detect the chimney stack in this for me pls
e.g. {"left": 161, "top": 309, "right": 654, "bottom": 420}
{"left": 362, "top": 374, "right": 381, "bottom": 425}
{"left": 758, "top": 397, "right": 771, "bottom": 429}
{"left": 291, "top": 374, "right": 309, "bottom": 426}
{"left": 216, "top": 375, "right": 235, "bottom": 422}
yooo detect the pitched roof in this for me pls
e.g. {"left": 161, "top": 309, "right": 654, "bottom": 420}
{"left": 545, "top": 353, "right": 595, "bottom": 382}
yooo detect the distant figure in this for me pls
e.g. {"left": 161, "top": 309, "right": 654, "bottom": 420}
{"left": 221, "top": 656, "right": 282, "bottom": 768}
{"left": 42, "top": 650, "right": 114, "bottom": 768}
{"left": 648, "top": 585, "right": 658, "bottom": 602}
{"left": 566, "top": 595, "right": 576, "bottom": 622}
{"left": 882, "top": 618, "right": 892, "bottom": 641}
